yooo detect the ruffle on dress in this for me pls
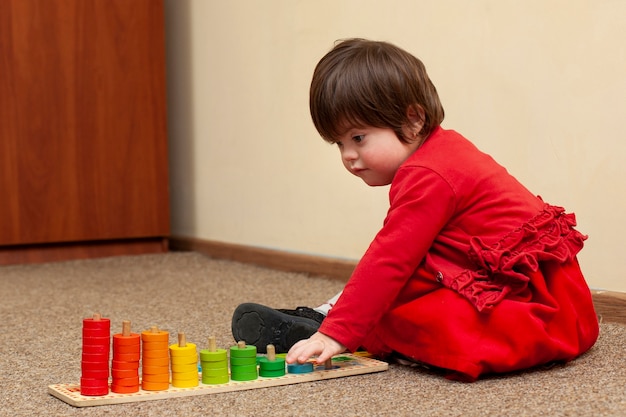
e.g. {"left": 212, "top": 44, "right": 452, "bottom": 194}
{"left": 442, "top": 203, "right": 587, "bottom": 312}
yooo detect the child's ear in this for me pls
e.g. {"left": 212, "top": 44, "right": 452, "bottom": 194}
{"left": 404, "top": 105, "right": 425, "bottom": 140}
{"left": 407, "top": 105, "right": 425, "bottom": 130}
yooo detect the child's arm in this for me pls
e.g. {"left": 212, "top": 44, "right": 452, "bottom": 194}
{"left": 285, "top": 332, "right": 346, "bottom": 365}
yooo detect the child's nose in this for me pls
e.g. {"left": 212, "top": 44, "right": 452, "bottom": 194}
{"left": 341, "top": 148, "right": 358, "bottom": 162}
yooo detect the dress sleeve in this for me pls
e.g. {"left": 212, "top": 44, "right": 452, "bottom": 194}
{"left": 318, "top": 166, "right": 457, "bottom": 351}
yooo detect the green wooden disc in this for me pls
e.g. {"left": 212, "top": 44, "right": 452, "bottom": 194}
{"left": 230, "top": 371, "right": 258, "bottom": 381}
{"left": 202, "top": 367, "right": 229, "bottom": 377}
{"left": 229, "top": 345, "right": 257, "bottom": 358}
{"left": 229, "top": 356, "right": 257, "bottom": 366}
{"left": 199, "top": 349, "right": 227, "bottom": 362}
{"left": 258, "top": 357, "right": 286, "bottom": 371}
{"left": 229, "top": 363, "right": 257, "bottom": 374}
{"left": 259, "top": 368, "right": 286, "bottom": 378}
{"left": 201, "top": 360, "right": 228, "bottom": 370}
{"left": 202, "top": 374, "right": 230, "bottom": 385}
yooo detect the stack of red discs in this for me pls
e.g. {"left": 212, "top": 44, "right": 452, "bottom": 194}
{"left": 111, "top": 320, "right": 141, "bottom": 393}
{"left": 80, "top": 313, "right": 111, "bottom": 396}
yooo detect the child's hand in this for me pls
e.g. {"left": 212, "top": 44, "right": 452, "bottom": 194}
{"left": 286, "top": 332, "right": 346, "bottom": 365}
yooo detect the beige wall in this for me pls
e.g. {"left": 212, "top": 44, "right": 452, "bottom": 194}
{"left": 164, "top": 0, "right": 626, "bottom": 292}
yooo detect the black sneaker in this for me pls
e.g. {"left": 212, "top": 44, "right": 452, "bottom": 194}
{"left": 231, "top": 303, "right": 325, "bottom": 353}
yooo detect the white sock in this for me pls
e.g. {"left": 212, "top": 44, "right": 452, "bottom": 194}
{"left": 313, "top": 291, "right": 342, "bottom": 316}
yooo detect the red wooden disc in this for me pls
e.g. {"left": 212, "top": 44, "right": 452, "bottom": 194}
{"left": 81, "top": 361, "right": 110, "bottom": 371}
{"left": 82, "top": 317, "right": 111, "bottom": 330}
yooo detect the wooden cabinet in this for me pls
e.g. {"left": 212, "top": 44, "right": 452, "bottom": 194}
{"left": 0, "top": 0, "right": 170, "bottom": 264}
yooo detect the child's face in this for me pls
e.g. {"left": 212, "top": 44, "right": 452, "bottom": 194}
{"left": 332, "top": 126, "right": 421, "bottom": 186}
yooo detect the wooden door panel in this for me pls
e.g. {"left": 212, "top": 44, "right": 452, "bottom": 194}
{"left": 0, "top": 0, "right": 169, "bottom": 245}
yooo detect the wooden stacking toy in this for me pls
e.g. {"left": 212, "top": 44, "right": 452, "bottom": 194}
{"left": 111, "top": 320, "right": 140, "bottom": 393}
{"left": 141, "top": 326, "right": 170, "bottom": 391}
{"left": 229, "top": 341, "right": 257, "bottom": 381}
{"left": 200, "top": 336, "right": 229, "bottom": 385}
{"left": 169, "top": 332, "right": 199, "bottom": 388}
{"left": 258, "top": 344, "right": 286, "bottom": 378}
{"left": 80, "top": 313, "right": 111, "bottom": 396}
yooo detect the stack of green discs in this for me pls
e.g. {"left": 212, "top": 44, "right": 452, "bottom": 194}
{"left": 230, "top": 341, "right": 258, "bottom": 381}
{"left": 200, "top": 336, "right": 229, "bottom": 385}
{"left": 258, "top": 344, "right": 286, "bottom": 378}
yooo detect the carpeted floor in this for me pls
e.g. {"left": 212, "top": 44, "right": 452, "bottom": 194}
{"left": 1, "top": 252, "right": 624, "bottom": 416}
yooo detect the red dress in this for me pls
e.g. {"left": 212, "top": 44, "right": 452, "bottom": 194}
{"left": 318, "top": 127, "right": 599, "bottom": 381}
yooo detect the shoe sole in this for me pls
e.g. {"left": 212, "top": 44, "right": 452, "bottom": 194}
{"left": 231, "top": 303, "right": 320, "bottom": 353}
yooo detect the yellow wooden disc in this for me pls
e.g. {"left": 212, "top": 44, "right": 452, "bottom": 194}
{"left": 172, "top": 378, "right": 199, "bottom": 388}
{"left": 171, "top": 370, "right": 199, "bottom": 380}
{"left": 169, "top": 343, "right": 197, "bottom": 356}
{"left": 170, "top": 362, "right": 198, "bottom": 373}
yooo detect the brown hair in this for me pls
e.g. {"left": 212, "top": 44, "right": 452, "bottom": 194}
{"left": 310, "top": 38, "right": 444, "bottom": 143}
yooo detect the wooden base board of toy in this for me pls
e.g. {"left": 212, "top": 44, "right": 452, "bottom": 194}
{"left": 49, "top": 354, "right": 389, "bottom": 407}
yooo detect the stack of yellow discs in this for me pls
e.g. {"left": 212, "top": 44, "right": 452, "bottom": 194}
{"left": 200, "top": 336, "right": 229, "bottom": 385}
{"left": 141, "top": 327, "right": 170, "bottom": 391}
{"left": 230, "top": 341, "right": 258, "bottom": 381}
{"left": 169, "top": 333, "right": 199, "bottom": 388}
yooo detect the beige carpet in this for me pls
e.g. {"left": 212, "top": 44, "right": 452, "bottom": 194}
{"left": 1, "top": 252, "right": 624, "bottom": 417}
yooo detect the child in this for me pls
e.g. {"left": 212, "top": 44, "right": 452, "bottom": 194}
{"left": 231, "top": 38, "right": 599, "bottom": 381}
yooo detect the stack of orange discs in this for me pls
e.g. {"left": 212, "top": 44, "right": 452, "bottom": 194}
{"left": 111, "top": 320, "right": 140, "bottom": 393}
{"left": 169, "top": 333, "right": 199, "bottom": 388}
{"left": 141, "top": 327, "right": 170, "bottom": 391}
{"left": 80, "top": 313, "right": 111, "bottom": 396}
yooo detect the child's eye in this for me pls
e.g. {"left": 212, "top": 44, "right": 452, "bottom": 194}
{"left": 352, "top": 135, "right": 364, "bottom": 143}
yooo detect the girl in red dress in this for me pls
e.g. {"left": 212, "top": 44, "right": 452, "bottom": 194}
{"left": 232, "top": 38, "right": 599, "bottom": 381}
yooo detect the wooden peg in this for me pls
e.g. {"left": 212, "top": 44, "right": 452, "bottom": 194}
{"left": 122, "top": 320, "right": 131, "bottom": 337}
{"left": 178, "top": 332, "right": 186, "bottom": 348}
{"left": 266, "top": 344, "right": 276, "bottom": 362}
{"left": 150, "top": 326, "right": 159, "bottom": 333}
{"left": 237, "top": 340, "right": 246, "bottom": 349}
{"left": 324, "top": 358, "right": 333, "bottom": 370}
{"left": 208, "top": 336, "right": 217, "bottom": 352}
{"left": 93, "top": 313, "right": 101, "bottom": 321}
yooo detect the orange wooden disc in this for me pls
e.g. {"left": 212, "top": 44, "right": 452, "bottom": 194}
{"left": 141, "top": 356, "right": 169, "bottom": 367}
{"left": 113, "top": 344, "right": 140, "bottom": 355}
{"left": 141, "top": 341, "right": 168, "bottom": 351}
{"left": 111, "top": 376, "right": 140, "bottom": 386}
{"left": 142, "top": 365, "right": 169, "bottom": 375}
{"left": 113, "top": 333, "right": 140, "bottom": 345}
{"left": 111, "top": 368, "right": 138, "bottom": 379}
{"left": 111, "top": 384, "right": 139, "bottom": 394}
{"left": 113, "top": 352, "right": 140, "bottom": 362}
{"left": 141, "top": 330, "right": 169, "bottom": 343}
{"left": 141, "top": 373, "right": 170, "bottom": 383}
{"left": 111, "top": 360, "right": 139, "bottom": 370}
{"left": 141, "top": 381, "right": 169, "bottom": 391}
{"left": 142, "top": 348, "right": 169, "bottom": 359}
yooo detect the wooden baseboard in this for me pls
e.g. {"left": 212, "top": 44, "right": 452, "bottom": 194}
{"left": 169, "top": 236, "right": 626, "bottom": 325}
{"left": 0, "top": 237, "right": 169, "bottom": 266}
{"left": 169, "top": 236, "right": 356, "bottom": 280}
